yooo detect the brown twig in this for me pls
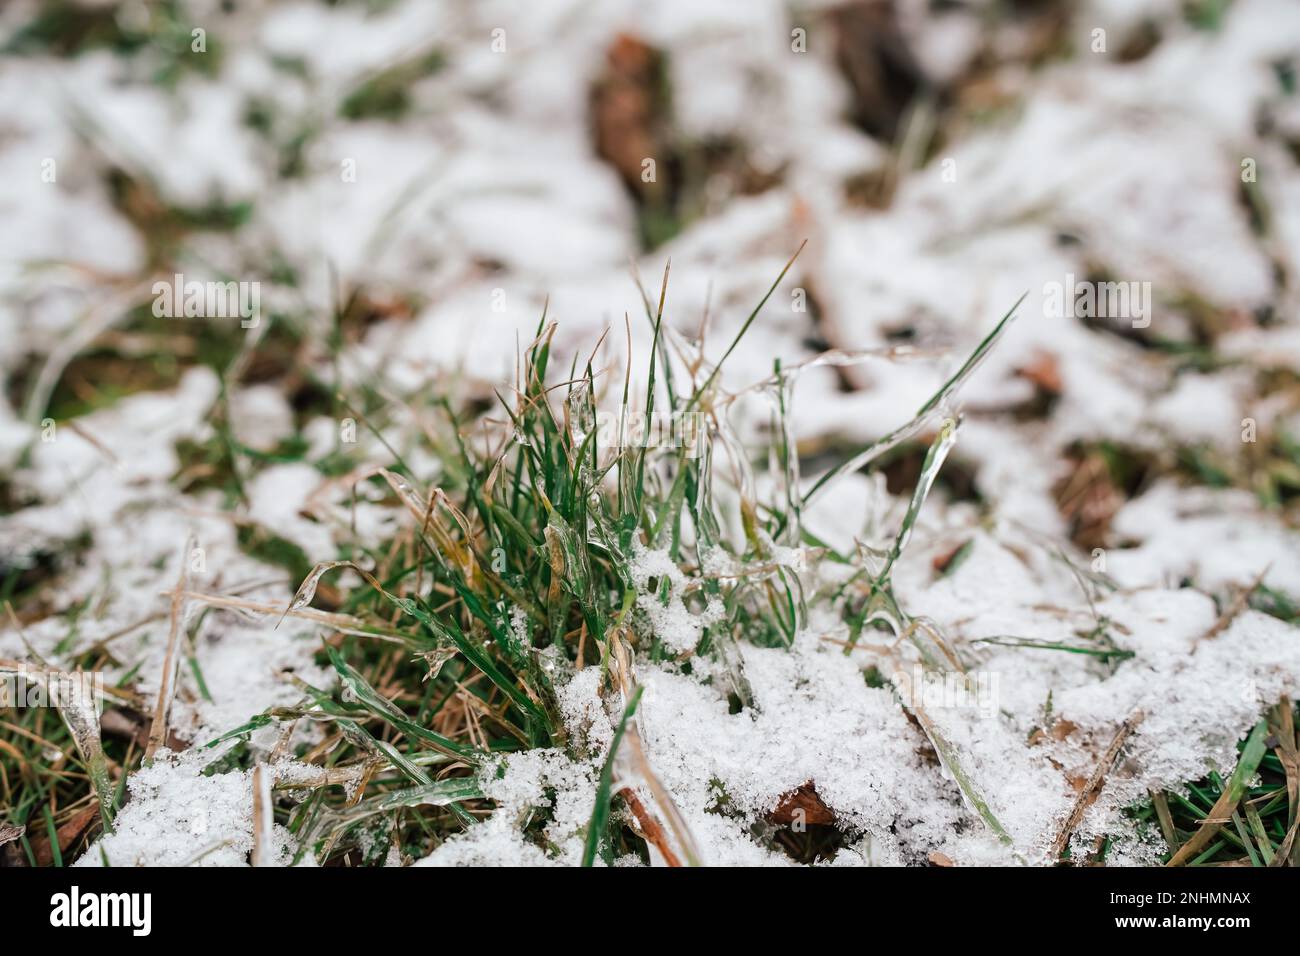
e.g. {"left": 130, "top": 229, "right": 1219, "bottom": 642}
{"left": 618, "top": 786, "right": 681, "bottom": 867}
{"left": 1196, "top": 565, "right": 1270, "bottom": 649}
{"left": 1051, "top": 711, "right": 1143, "bottom": 860}
{"left": 146, "top": 538, "right": 192, "bottom": 760}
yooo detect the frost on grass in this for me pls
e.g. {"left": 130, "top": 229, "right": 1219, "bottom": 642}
{"left": 2, "top": 0, "right": 1299, "bottom": 868}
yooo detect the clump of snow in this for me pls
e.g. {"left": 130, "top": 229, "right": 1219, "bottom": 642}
{"left": 416, "top": 749, "right": 599, "bottom": 867}
{"left": 556, "top": 665, "right": 616, "bottom": 757}
{"left": 629, "top": 541, "right": 725, "bottom": 654}
{"left": 77, "top": 750, "right": 294, "bottom": 867}
{"left": 1109, "top": 482, "right": 1300, "bottom": 595}
{"left": 636, "top": 625, "right": 972, "bottom": 865}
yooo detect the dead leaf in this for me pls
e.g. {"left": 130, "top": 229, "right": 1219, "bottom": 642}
{"left": 769, "top": 781, "right": 836, "bottom": 826}
{"left": 1054, "top": 451, "right": 1123, "bottom": 551}
{"left": 1050, "top": 719, "right": 1077, "bottom": 742}
{"left": 590, "top": 34, "right": 670, "bottom": 202}
{"left": 1016, "top": 351, "right": 1063, "bottom": 395}
{"left": 28, "top": 805, "right": 99, "bottom": 867}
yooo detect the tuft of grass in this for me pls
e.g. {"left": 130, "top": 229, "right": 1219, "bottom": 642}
{"left": 3, "top": 249, "right": 1033, "bottom": 864}
{"left": 244, "top": 267, "right": 1028, "bottom": 863}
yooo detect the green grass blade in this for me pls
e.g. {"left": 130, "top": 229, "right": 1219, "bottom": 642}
{"left": 582, "top": 686, "right": 643, "bottom": 866}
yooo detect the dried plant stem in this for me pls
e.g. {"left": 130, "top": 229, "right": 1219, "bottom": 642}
{"left": 1050, "top": 711, "right": 1143, "bottom": 860}
{"left": 146, "top": 538, "right": 192, "bottom": 760}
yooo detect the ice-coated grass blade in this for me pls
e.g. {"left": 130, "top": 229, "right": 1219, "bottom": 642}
{"left": 325, "top": 646, "right": 481, "bottom": 761}
{"left": 685, "top": 241, "right": 806, "bottom": 412}
{"left": 880, "top": 416, "right": 959, "bottom": 584}
{"left": 314, "top": 776, "right": 483, "bottom": 853}
{"left": 972, "top": 636, "right": 1135, "bottom": 662}
{"left": 805, "top": 294, "right": 1025, "bottom": 506}
{"left": 894, "top": 662, "right": 1016, "bottom": 853}
{"left": 852, "top": 409, "right": 1022, "bottom": 855}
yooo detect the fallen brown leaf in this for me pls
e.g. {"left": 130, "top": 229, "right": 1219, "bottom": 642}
{"left": 28, "top": 804, "right": 99, "bottom": 867}
{"left": 769, "top": 781, "right": 836, "bottom": 826}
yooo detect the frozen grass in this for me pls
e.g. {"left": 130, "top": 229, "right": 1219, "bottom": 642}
{"left": 0, "top": 255, "right": 1033, "bottom": 865}
{"left": 6, "top": 263, "right": 1293, "bottom": 867}
{"left": 3, "top": 0, "right": 1300, "bottom": 869}
{"left": 1131, "top": 700, "right": 1299, "bottom": 866}
{"left": 205, "top": 260, "right": 1025, "bottom": 865}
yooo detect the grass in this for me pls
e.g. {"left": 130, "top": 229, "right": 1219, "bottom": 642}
{"left": 1125, "top": 699, "right": 1299, "bottom": 867}
{"left": 7, "top": 255, "right": 1293, "bottom": 866}
{"left": 0, "top": 251, "right": 1050, "bottom": 865}
{"left": 2, "top": 257, "right": 1297, "bottom": 870}
{"left": 0, "top": 653, "right": 144, "bottom": 866}
{"left": 2, "top": 0, "right": 1297, "bottom": 871}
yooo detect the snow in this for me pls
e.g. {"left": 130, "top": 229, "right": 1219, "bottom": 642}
{"left": 0, "top": 0, "right": 1296, "bottom": 868}
{"left": 416, "top": 749, "right": 599, "bottom": 867}
{"left": 636, "top": 627, "right": 973, "bottom": 865}
{"left": 629, "top": 542, "right": 726, "bottom": 655}
{"left": 77, "top": 749, "right": 295, "bottom": 868}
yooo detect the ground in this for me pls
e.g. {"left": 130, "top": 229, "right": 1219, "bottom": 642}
{"left": 1, "top": 0, "right": 1299, "bottom": 868}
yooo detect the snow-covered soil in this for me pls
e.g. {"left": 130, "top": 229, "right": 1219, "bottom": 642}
{"left": 2, "top": 0, "right": 1299, "bottom": 866}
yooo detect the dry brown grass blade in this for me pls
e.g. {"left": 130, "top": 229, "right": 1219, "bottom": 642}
{"left": 146, "top": 537, "right": 192, "bottom": 760}
{"left": 278, "top": 559, "right": 394, "bottom": 626}
{"left": 174, "top": 589, "right": 412, "bottom": 642}
{"left": 1268, "top": 697, "right": 1298, "bottom": 867}
{"left": 618, "top": 786, "right": 681, "bottom": 867}
{"left": 608, "top": 629, "right": 702, "bottom": 866}
{"left": 1194, "top": 565, "right": 1270, "bottom": 650}
{"left": 1272, "top": 817, "right": 1299, "bottom": 867}
{"left": 545, "top": 526, "right": 565, "bottom": 618}
{"left": 303, "top": 465, "right": 476, "bottom": 576}
{"left": 0, "top": 658, "right": 141, "bottom": 709}
{"left": 376, "top": 467, "right": 476, "bottom": 576}
{"left": 1151, "top": 790, "right": 1179, "bottom": 855}
{"left": 1050, "top": 711, "right": 1143, "bottom": 860}
{"left": 623, "top": 728, "right": 700, "bottom": 866}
